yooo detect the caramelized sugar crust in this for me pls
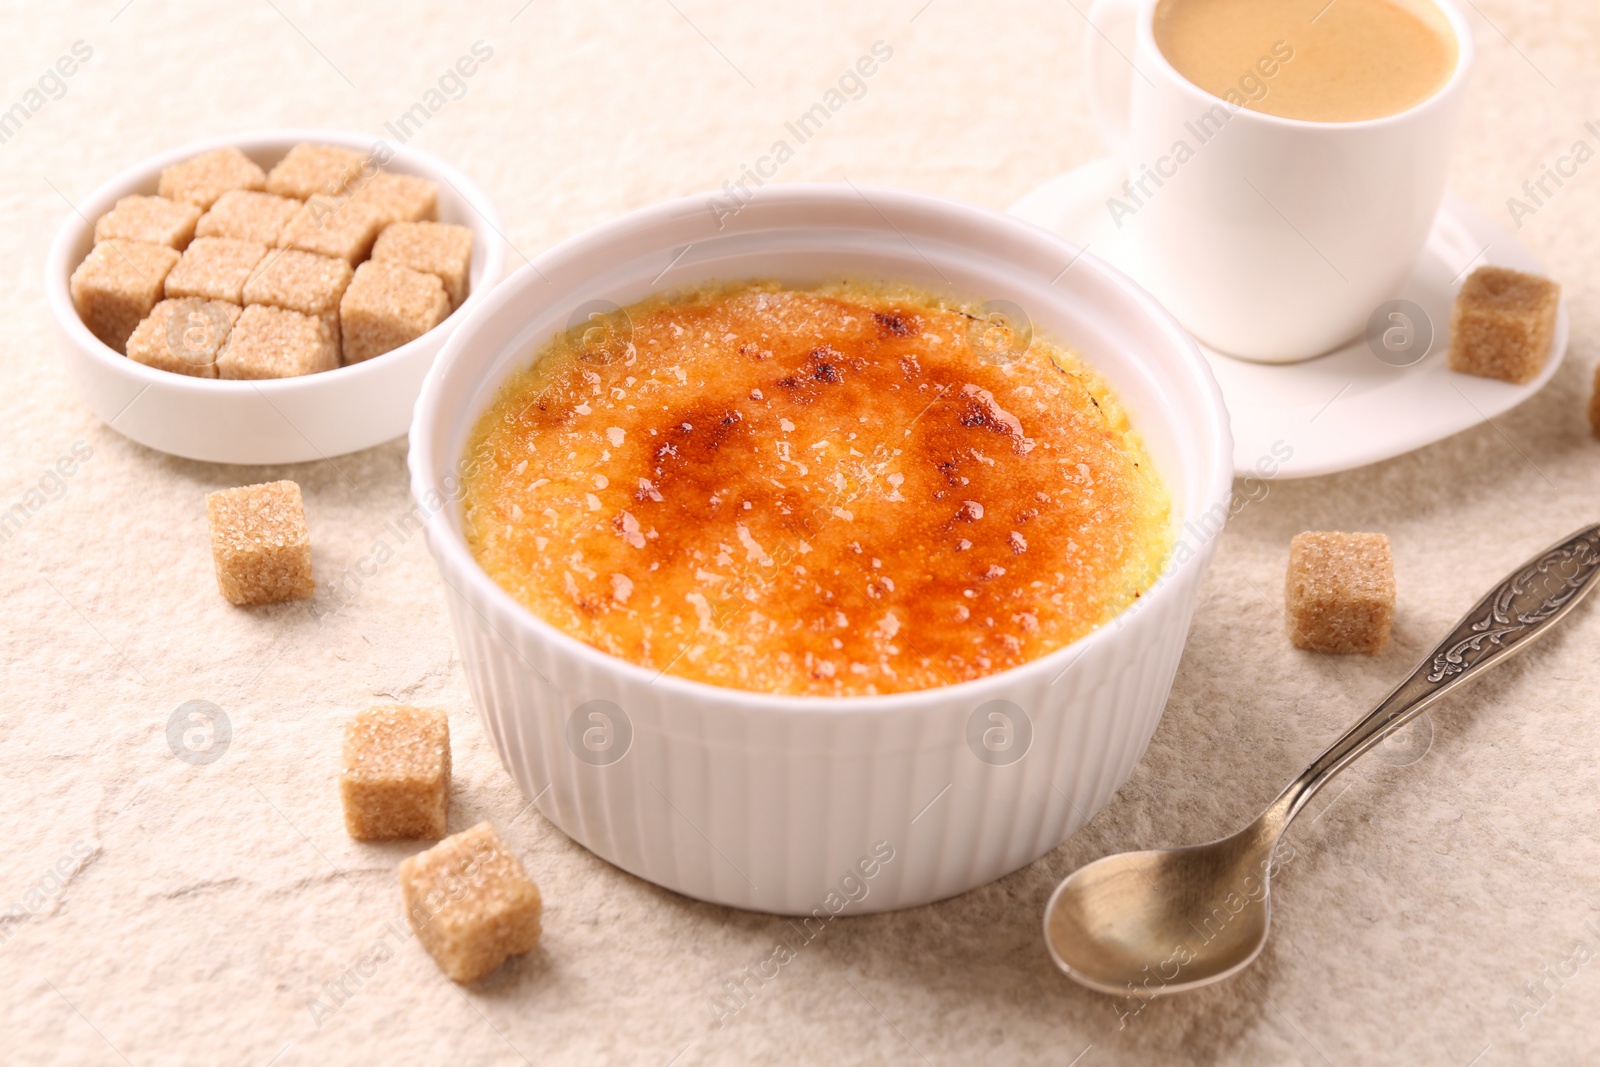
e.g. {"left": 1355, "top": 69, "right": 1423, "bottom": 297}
{"left": 461, "top": 282, "right": 1171, "bottom": 697}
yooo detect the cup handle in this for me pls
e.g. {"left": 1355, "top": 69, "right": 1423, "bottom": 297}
{"left": 1084, "top": 0, "right": 1142, "bottom": 160}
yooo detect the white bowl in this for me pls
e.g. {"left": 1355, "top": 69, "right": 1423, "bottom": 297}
{"left": 46, "top": 129, "right": 505, "bottom": 465}
{"left": 409, "top": 184, "right": 1234, "bottom": 913}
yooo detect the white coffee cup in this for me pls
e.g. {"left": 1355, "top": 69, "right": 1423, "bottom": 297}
{"left": 1085, "top": 0, "right": 1474, "bottom": 363}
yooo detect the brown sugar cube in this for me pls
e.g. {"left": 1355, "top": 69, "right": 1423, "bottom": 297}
{"left": 69, "top": 240, "right": 181, "bottom": 354}
{"left": 1448, "top": 267, "right": 1561, "bottom": 385}
{"left": 205, "top": 480, "right": 314, "bottom": 606}
{"left": 1286, "top": 532, "right": 1394, "bottom": 655}
{"left": 340, "top": 706, "right": 451, "bottom": 840}
{"left": 158, "top": 146, "right": 267, "bottom": 209}
{"left": 126, "top": 298, "right": 240, "bottom": 378}
{"left": 265, "top": 143, "right": 368, "bottom": 200}
{"left": 93, "top": 195, "right": 201, "bottom": 250}
{"left": 371, "top": 221, "right": 473, "bottom": 309}
{"left": 399, "top": 822, "right": 542, "bottom": 984}
{"left": 340, "top": 261, "right": 449, "bottom": 364}
{"left": 195, "top": 190, "right": 302, "bottom": 245}
{"left": 1589, "top": 365, "right": 1600, "bottom": 439}
{"left": 242, "top": 248, "right": 352, "bottom": 345}
{"left": 349, "top": 171, "right": 439, "bottom": 227}
{"left": 164, "top": 237, "right": 268, "bottom": 304}
{"left": 217, "top": 305, "right": 338, "bottom": 379}
{"left": 278, "top": 195, "right": 385, "bottom": 263}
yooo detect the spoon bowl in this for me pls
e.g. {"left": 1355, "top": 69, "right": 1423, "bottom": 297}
{"left": 1043, "top": 524, "right": 1600, "bottom": 997}
{"left": 1044, "top": 817, "right": 1281, "bottom": 996}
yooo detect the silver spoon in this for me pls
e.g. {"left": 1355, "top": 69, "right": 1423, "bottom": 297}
{"left": 1044, "top": 523, "right": 1600, "bottom": 998}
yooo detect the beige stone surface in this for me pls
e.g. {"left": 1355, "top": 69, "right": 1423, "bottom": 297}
{"left": 4, "top": 2, "right": 1599, "bottom": 1064}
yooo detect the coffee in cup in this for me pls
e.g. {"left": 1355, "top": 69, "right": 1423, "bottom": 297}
{"left": 1152, "top": 0, "right": 1458, "bottom": 123}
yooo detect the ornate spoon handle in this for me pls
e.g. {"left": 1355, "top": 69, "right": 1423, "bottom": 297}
{"left": 1269, "top": 523, "right": 1600, "bottom": 830}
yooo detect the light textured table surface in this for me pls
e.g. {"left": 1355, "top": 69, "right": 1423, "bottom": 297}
{"left": 4, "top": 2, "right": 1599, "bottom": 1064}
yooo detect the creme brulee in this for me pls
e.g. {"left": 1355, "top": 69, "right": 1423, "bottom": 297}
{"left": 460, "top": 281, "right": 1171, "bottom": 697}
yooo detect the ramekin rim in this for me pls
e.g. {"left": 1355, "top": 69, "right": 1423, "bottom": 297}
{"left": 409, "top": 181, "right": 1234, "bottom": 714}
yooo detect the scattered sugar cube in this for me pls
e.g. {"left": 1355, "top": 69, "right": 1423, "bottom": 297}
{"left": 196, "top": 190, "right": 302, "bottom": 245}
{"left": 341, "top": 706, "right": 451, "bottom": 840}
{"left": 1590, "top": 366, "right": 1600, "bottom": 439}
{"left": 1286, "top": 532, "right": 1394, "bottom": 655}
{"left": 265, "top": 143, "right": 368, "bottom": 200}
{"left": 69, "top": 239, "right": 181, "bottom": 354}
{"left": 242, "top": 248, "right": 352, "bottom": 345}
{"left": 350, "top": 171, "right": 439, "bottom": 227}
{"left": 164, "top": 236, "right": 268, "bottom": 304}
{"left": 279, "top": 195, "right": 384, "bottom": 263}
{"left": 340, "top": 260, "right": 449, "bottom": 364}
{"left": 400, "top": 822, "right": 542, "bottom": 984}
{"left": 126, "top": 298, "right": 240, "bottom": 378}
{"left": 371, "top": 221, "right": 473, "bottom": 309}
{"left": 93, "top": 195, "right": 201, "bottom": 249}
{"left": 1448, "top": 267, "right": 1561, "bottom": 385}
{"left": 205, "top": 480, "right": 314, "bottom": 606}
{"left": 158, "top": 146, "right": 266, "bottom": 209}
{"left": 217, "top": 304, "right": 338, "bottom": 379}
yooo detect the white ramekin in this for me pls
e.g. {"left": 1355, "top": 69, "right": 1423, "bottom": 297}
{"left": 45, "top": 129, "right": 505, "bottom": 465}
{"left": 409, "top": 184, "right": 1233, "bottom": 914}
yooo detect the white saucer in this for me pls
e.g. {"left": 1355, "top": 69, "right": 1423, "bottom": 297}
{"left": 1009, "top": 158, "right": 1569, "bottom": 479}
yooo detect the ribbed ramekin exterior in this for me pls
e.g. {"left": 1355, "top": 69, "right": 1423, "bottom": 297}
{"left": 436, "top": 526, "right": 1210, "bottom": 914}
